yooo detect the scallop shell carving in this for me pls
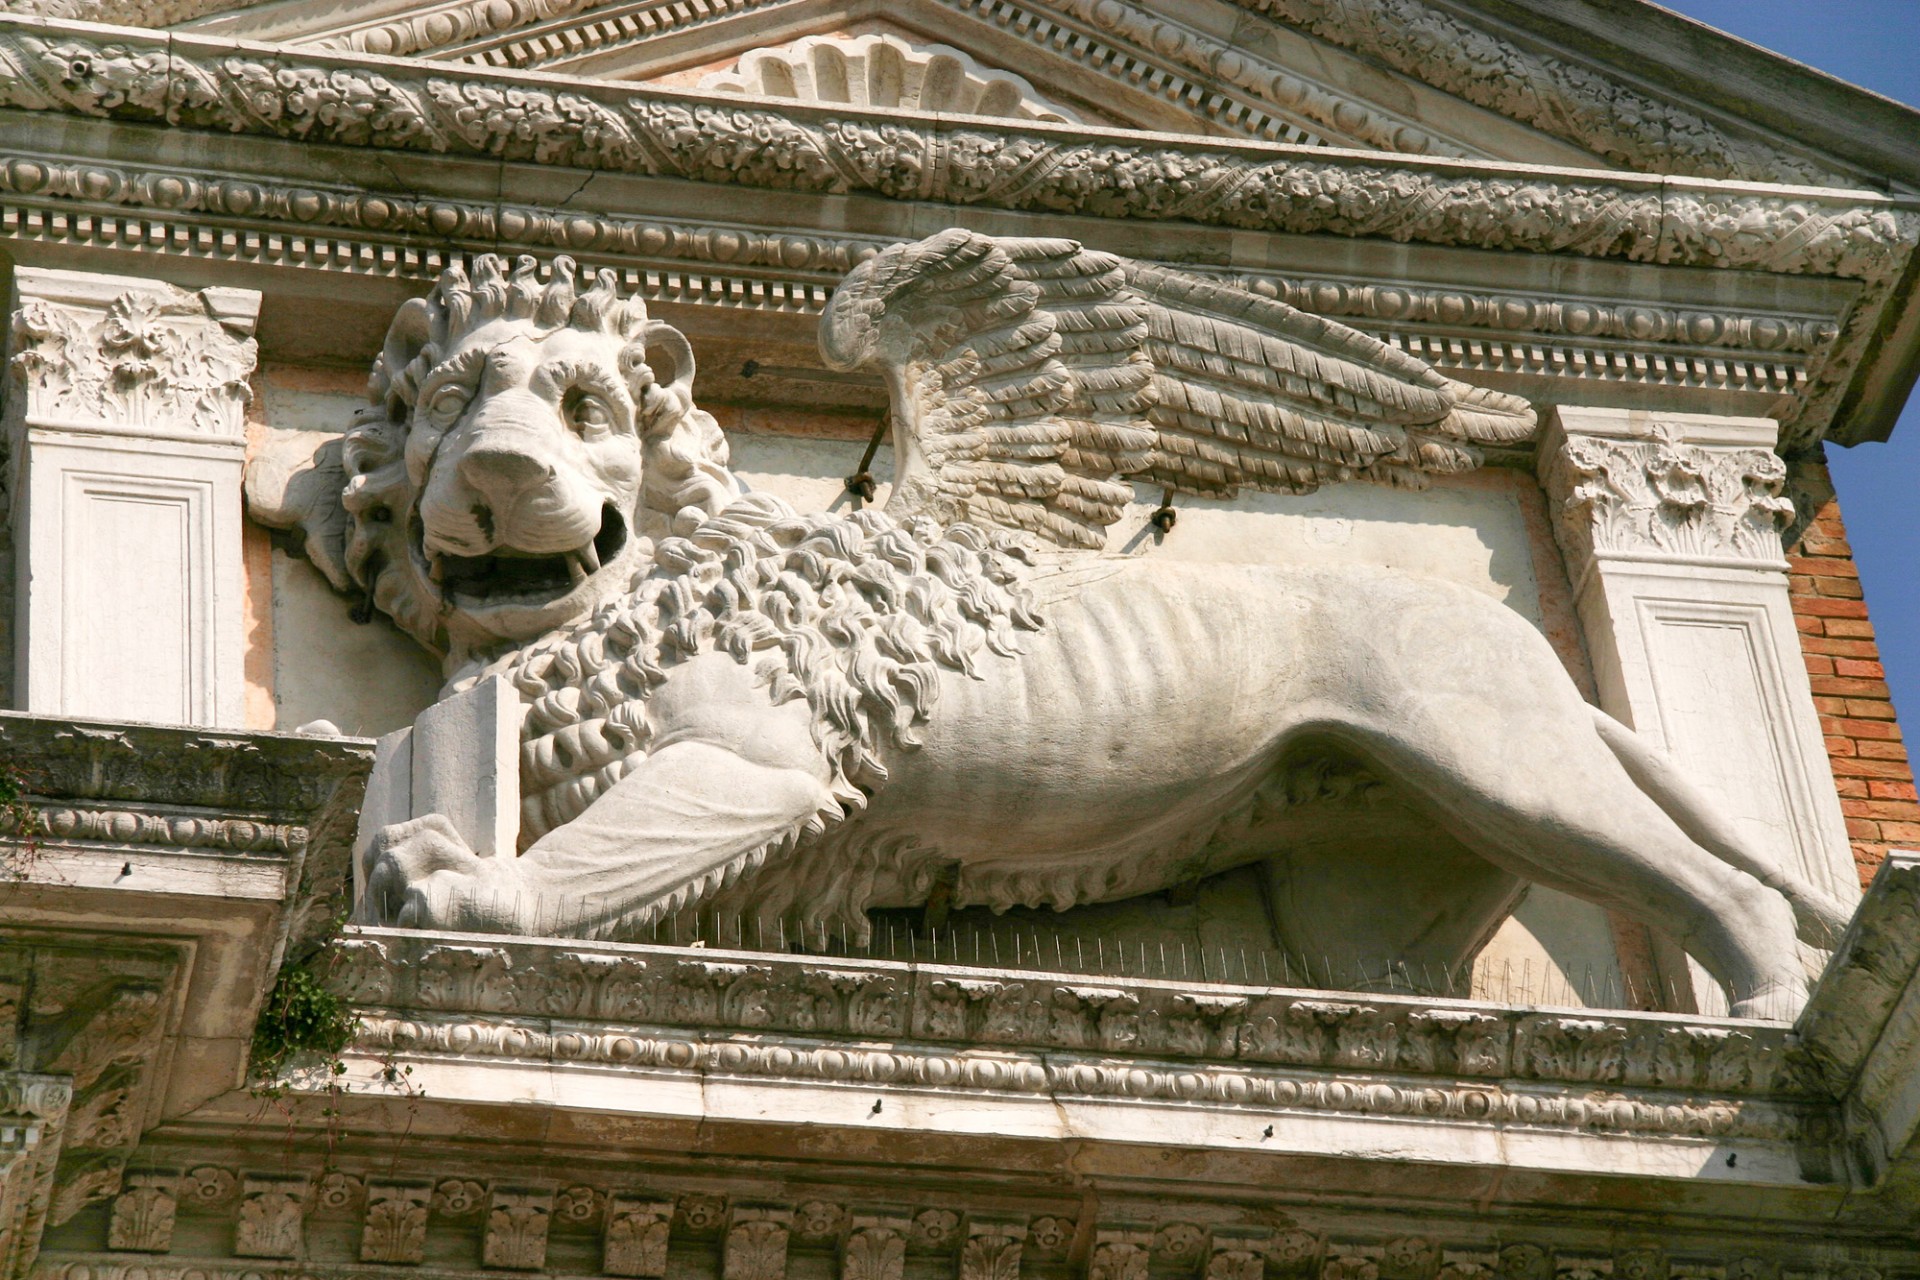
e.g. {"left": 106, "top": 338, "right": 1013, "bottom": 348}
{"left": 699, "top": 34, "right": 1074, "bottom": 122}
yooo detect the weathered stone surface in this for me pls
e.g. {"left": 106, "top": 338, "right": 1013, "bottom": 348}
{"left": 7, "top": 1, "right": 1920, "bottom": 1273}
{"left": 258, "top": 236, "right": 1844, "bottom": 1022}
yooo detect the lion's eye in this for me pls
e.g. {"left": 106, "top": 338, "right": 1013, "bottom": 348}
{"left": 565, "top": 390, "right": 615, "bottom": 438}
{"left": 427, "top": 384, "right": 469, "bottom": 425}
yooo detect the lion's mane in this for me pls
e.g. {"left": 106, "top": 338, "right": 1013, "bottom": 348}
{"left": 331, "top": 252, "right": 737, "bottom": 656}
{"left": 486, "top": 492, "right": 1043, "bottom": 921}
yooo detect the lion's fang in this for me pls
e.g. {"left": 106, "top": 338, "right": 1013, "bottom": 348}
{"left": 428, "top": 551, "right": 445, "bottom": 584}
{"left": 566, "top": 551, "right": 591, "bottom": 586}
{"left": 578, "top": 539, "right": 602, "bottom": 573}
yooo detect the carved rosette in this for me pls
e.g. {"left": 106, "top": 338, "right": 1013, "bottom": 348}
{"left": 1539, "top": 424, "right": 1796, "bottom": 570}
{"left": 5, "top": 276, "right": 258, "bottom": 439}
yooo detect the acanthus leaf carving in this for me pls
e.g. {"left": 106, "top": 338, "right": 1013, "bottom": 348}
{"left": 960, "top": 1216, "right": 1026, "bottom": 1280}
{"left": 723, "top": 1207, "right": 792, "bottom": 1280}
{"left": 6, "top": 282, "right": 256, "bottom": 437}
{"left": 843, "top": 1217, "right": 909, "bottom": 1280}
{"left": 1090, "top": 1231, "right": 1153, "bottom": 1280}
{"left": 233, "top": 1176, "right": 306, "bottom": 1259}
{"left": 105, "top": 1171, "right": 176, "bottom": 1254}
{"left": 483, "top": 1188, "right": 554, "bottom": 1270}
{"left": 360, "top": 1182, "right": 431, "bottom": 1265}
{"left": 604, "top": 1198, "right": 673, "bottom": 1278}
{"left": 1541, "top": 425, "right": 1795, "bottom": 567}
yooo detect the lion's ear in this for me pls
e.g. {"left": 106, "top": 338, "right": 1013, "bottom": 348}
{"left": 245, "top": 426, "right": 354, "bottom": 590}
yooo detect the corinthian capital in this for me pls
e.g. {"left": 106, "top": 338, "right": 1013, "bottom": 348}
{"left": 1538, "top": 408, "right": 1794, "bottom": 574}
{"left": 5, "top": 268, "right": 258, "bottom": 440}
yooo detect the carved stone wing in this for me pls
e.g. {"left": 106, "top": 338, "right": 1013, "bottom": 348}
{"left": 1124, "top": 263, "right": 1538, "bottom": 495}
{"left": 820, "top": 228, "right": 1537, "bottom": 550}
{"left": 820, "top": 228, "right": 1158, "bottom": 549}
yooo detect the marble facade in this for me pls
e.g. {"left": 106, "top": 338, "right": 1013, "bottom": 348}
{"left": 2, "top": 0, "right": 1920, "bottom": 1272}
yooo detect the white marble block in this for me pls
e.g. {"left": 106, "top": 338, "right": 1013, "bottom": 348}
{"left": 4, "top": 266, "right": 260, "bottom": 726}
{"left": 411, "top": 674, "right": 524, "bottom": 861}
{"left": 1539, "top": 407, "right": 1856, "bottom": 903}
{"left": 351, "top": 675, "right": 523, "bottom": 909}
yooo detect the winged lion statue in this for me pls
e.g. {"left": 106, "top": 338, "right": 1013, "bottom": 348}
{"left": 249, "top": 231, "right": 1850, "bottom": 1017}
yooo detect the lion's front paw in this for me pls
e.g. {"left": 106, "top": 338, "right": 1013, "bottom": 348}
{"left": 358, "top": 814, "right": 527, "bottom": 932}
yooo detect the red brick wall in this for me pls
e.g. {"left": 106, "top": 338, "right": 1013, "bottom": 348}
{"left": 1789, "top": 482, "right": 1920, "bottom": 888}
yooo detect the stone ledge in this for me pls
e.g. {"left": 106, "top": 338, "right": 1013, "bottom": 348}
{"left": 330, "top": 928, "right": 1846, "bottom": 1187}
{"left": 336, "top": 929, "right": 1814, "bottom": 1098}
{"left": 0, "top": 713, "right": 377, "bottom": 1272}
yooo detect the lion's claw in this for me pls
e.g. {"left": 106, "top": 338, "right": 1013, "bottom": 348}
{"left": 358, "top": 814, "right": 526, "bottom": 932}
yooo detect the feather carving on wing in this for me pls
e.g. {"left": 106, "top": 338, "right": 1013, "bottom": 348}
{"left": 819, "top": 228, "right": 1536, "bottom": 550}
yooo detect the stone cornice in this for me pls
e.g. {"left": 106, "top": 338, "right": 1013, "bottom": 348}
{"left": 1235, "top": 0, "right": 1855, "bottom": 188}
{"left": 0, "top": 19, "right": 1909, "bottom": 287}
{"left": 191, "top": 0, "right": 1871, "bottom": 190}
{"left": 0, "top": 711, "right": 372, "bottom": 818}
{"left": 0, "top": 17, "right": 1912, "bottom": 450}
{"left": 336, "top": 929, "right": 1826, "bottom": 1120}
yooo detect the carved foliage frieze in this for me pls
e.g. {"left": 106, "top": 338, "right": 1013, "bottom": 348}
{"left": 1243, "top": 0, "right": 1845, "bottom": 187}
{"left": 1540, "top": 426, "right": 1796, "bottom": 567}
{"left": 55, "top": 1165, "right": 1905, "bottom": 1276}
{"left": 279, "top": 0, "right": 1846, "bottom": 191}
{"left": 6, "top": 279, "right": 256, "bottom": 437}
{"left": 335, "top": 935, "right": 1808, "bottom": 1103}
{"left": 0, "top": 26, "right": 1909, "bottom": 287}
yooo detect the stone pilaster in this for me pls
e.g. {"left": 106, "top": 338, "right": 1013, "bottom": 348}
{"left": 0, "top": 1073, "right": 71, "bottom": 1280}
{"left": 4, "top": 267, "right": 259, "bottom": 726}
{"left": 1538, "top": 408, "right": 1856, "bottom": 916}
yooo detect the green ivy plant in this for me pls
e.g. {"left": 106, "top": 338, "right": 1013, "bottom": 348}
{"left": 0, "top": 760, "right": 42, "bottom": 879}
{"left": 249, "top": 962, "right": 357, "bottom": 1084}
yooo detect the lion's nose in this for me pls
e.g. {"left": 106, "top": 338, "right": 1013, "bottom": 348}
{"left": 458, "top": 445, "right": 555, "bottom": 508}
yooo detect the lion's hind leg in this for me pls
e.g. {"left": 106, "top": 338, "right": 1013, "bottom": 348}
{"left": 1329, "top": 703, "right": 1810, "bottom": 1020}
{"left": 1587, "top": 707, "right": 1855, "bottom": 947}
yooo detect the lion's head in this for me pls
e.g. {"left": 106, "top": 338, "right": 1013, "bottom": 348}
{"left": 253, "top": 254, "right": 740, "bottom": 664}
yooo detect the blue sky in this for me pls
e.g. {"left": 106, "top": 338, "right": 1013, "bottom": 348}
{"left": 1657, "top": 1, "right": 1919, "bottom": 725}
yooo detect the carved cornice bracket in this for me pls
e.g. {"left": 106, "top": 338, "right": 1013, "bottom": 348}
{"left": 0, "top": 937, "right": 182, "bottom": 1280}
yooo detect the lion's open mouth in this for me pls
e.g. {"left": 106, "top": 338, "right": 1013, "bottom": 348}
{"left": 433, "top": 504, "right": 627, "bottom": 608}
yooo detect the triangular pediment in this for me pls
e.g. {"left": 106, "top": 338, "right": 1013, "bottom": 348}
{"left": 157, "top": 0, "right": 1919, "bottom": 190}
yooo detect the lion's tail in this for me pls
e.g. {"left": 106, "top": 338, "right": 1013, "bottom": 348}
{"left": 1589, "top": 706, "right": 1856, "bottom": 948}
